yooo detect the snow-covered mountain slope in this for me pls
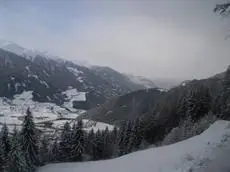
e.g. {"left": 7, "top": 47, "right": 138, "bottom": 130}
{"left": 0, "top": 39, "right": 65, "bottom": 61}
{"left": 38, "top": 120, "right": 230, "bottom": 172}
{"left": 0, "top": 39, "right": 43, "bottom": 60}
{"left": 0, "top": 91, "right": 114, "bottom": 134}
{"left": 0, "top": 41, "right": 151, "bottom": 109}
{"left": 0, "top": 48, "right": 142, "bottom": 109}
{"left": 91, "top": 66, "right": 147, "bottom": 91}
{"left": 85, "top": 88, "right": 164, "bottom": 124}
{"left": 126, "top": 74, "right": 156, "bottom": 89}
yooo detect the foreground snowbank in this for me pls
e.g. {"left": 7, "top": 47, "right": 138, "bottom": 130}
{"left": 38, "top": 120, "right": 230, "bottom": 172}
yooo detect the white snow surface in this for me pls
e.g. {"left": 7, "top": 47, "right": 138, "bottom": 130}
{"left": 62, "top": 88, "right": 86, "bottom": 111}
{"left": 82, "top": 119, "right": 114, "bottom": 132}
{"left": 67, "top": 67, "right": 85, "bottom": 83}
{"left": 62, "top": 88, "right": 86, "bottom": 102}
{"left": 67, "top": 67, "right": 82, "bottom": 76}
{"left": 38, "top": 120, "right": 230, "bottom": 172}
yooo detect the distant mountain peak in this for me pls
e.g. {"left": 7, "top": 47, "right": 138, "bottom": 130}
{"left": 0, "top": 39, "right": 40, "bottom": 59}
{"left": 0, "top": 39, "right": 90, "bottom": 67}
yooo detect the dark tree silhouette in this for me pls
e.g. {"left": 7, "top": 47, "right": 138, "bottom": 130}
{"left": 21, "top": 108, "right": 39, "bottom": 168}
{"left": 58, "top": 122, "right": 72, "bottom": 162}
{"left": 6, "top": 126, "right": 29, "bottom": 172}
{"left": 0, "top": 123, "right": 11, "bottom": 167}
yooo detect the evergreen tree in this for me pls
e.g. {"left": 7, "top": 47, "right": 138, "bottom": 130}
{"left": 118, "top": 121, "right": 132, "bottom": 156}
{"left": 86, "top": 129, "right": 95, "bottom": 159}
{"left": 127, "top": 121, "right": 135, "bottom": 153}
{"left": 186, "top": 86, "right": 211, "bottom": 121}
{"left": 102, "top": 127, "right": 112, "bottom": 159}
{"left": 0, "top": 123, "right": 11, "bottom": 160}
{"left": 111, "top": 126, "right": 118, "bottom": 144}
{"left": 70, "top": 120, "right": 85, "bottom": 162}
{"left": 223, "top": 67, "right": 230, "bottom": 90}
{"left": 93, "top": 130, "right": 103, "bottom": 160}
{"left": 6, "top": 126, "right": 29, "bottom": 172}
{"left": 221, "top": 67, "right": 230, "bottom": 118}
{"left": 129, "top": 119, "right": 142, "bottom": 151}
{"left": 0, "top": 144, "right": 3, "bottom": 171}
{"left": 176, "top": 91, "right": 188, "bottom": 119}
{"left": 39, "top": 135, "right": 50, "bottom": 165}
{"left": 21, "top": 108, "right": 39, "bottom": 168}
{"left": 58, "top": 121, "right": 72, "bottom": 162}
{"left": 49, "top": 138, "right": 59, "bottom": 163}
{"left": 110, "top": 126, "right": 118, "bottom": 156}
{"left": 117, "top": 121, "right": 126, "bottom": 156}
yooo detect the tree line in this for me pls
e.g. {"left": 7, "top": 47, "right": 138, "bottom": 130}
{"left": 0, "top": 68, "right": 229, "bottom": 172}
{"left": 0, "top": 108, "right": 145, "bottom": 172}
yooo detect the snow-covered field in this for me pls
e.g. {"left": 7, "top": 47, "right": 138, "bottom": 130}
{"left": 0, "top": 91, "right": 114, "bottom": 133}
{"left": 62, "top": 88, "right": 86, "bottom": 111}
{"left": 38, "top": 120, "right": 230, "bottom": 172}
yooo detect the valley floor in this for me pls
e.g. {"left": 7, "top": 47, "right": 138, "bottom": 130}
{"left": 38, "top": 120, "right": 230, "bottom": 172}
{"left": 0, "top": 91, "right": 114, "bottom": 134}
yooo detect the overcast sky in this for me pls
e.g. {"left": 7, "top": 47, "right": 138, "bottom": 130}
{"left": 0, "top": 0, "right": 230, "bottom": 80}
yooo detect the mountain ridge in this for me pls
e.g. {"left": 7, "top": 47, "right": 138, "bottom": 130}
{"left": 0, "top": 40, "right": 155, "bottom": 110}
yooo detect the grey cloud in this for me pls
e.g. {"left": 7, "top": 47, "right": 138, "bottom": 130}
{"left": 1, "top": 0, "right": 230, "bottom": 80}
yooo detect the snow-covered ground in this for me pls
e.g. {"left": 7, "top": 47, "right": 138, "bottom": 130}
{"left": 51, "top": 119, "right": 114, "bottom": 132}
{"left": 38, "top": 120, "right": 230, "bottom": 172}
{"left": 82, "top": 119, "right": 114, "bottom": 132}
{"left": 0, "top": 91, "right": 113, "bottom": 133}
{"left": 62, "top": 88, "right": 86, "bottom": 111}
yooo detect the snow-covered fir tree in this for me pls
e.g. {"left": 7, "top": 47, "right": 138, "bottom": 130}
{"left": 6, "top": 126, "right": 29, "bottom": 172}
{"left": 93, "top": 129, "right": 103, "bottom": 160}
{"left": 86, "top": 128, "right": 95, "bottom": 159}
{"left": 186, "top": 86, "right": 211, "bottom": 121}
{"left": 48, "top": 137, "right": 59, "bottom": 163}
{"left": 58, "top": 121, "right": 72, "bottom": 162}
{"left": 117, "top": 121, "right": 126, "bottom": 156}
{"left": 39, "top": 135, "right": 50, "bottom": 165}
{"left": 118, "top": 121, "right": 132, "bottom": 156}
{"left": 111, "top": 126, "right": 118, "bottom": 156}
{"left": 127, "top": 121, "right": 135, "bottom": 153}
{"left": 0, "top": 123, "right": 11, "bottom": 160}
{"left": 111, "top": 126, "right": 118, "bottom": 144}
{"left": 70, "top": 120, "right": 85, "bottom": 161}
{"left": 0, "top": 145, "right": 3, "bottom": 171}
{"left": 21, "top": 108, "right": 39, "bottom": 168}
{"left": 102, "top": 126, "right": 112, "bottom": 159}
{"left": 128, "top": 119, "right": 142, "bottom": 152}
{"left": 222, "top": 67, "right": 230, "bottom": 118}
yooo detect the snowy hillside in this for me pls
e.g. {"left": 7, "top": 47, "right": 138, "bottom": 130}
{"left": 38, "top": 120, "right": 230, "bottom": 172}
{"left": 0, "top": 91, "right": 114, "bottom": 134}
{"left": 0, "top": 43, "right": 151, "bottom": 109}
{"left": 0, "top": 39, "right": 44, "bottom": 60}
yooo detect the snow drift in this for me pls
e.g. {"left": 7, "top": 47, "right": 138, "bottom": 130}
{"left": 38, "top": 120, "right": 230, "bottom": 172}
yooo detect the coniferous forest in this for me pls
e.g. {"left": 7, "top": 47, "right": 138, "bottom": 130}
{"left": 0, "top": 1, "right": 230, "bottom": 171}
{"left": 0, "top": 66, "right": 229, "bottom": 172}
{"left": 0, "top": 108, "right": 144, "bottom": 172}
